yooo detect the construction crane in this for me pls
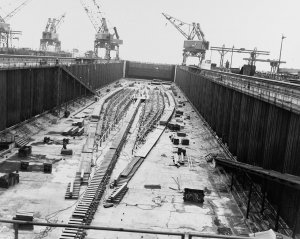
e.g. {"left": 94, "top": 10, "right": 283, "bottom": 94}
{"left": 242, "top": 58, "right": 286, "bottom": 73}
{"left": 40, "top": 13, "right": 66, "bottom": 52}
{"left": 0, "top": 0, "right": 31, "bottom": 48}
{"left": 80, "top": 0, "right": 123, "bottom": 60}
{"left": 162, "top": 12, "right": 209, "bottom": 66}
{"left": 111, "top": 27, "right": 121, "bottom": 59}
{"left": 210, "top": 45, "right": 270, "bottom": 75}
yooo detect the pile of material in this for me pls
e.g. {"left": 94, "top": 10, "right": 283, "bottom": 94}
{"left": 0, "top": 172, "right": 19, "bottom": 188}
{"left": 13, "top": 211, "right": 34, "bottom": 230}
{"left": 183, "top": 188, "right": 205, "bottom": 203}
{"left": 18, "top": 146, "right": 32, "bottom": 157}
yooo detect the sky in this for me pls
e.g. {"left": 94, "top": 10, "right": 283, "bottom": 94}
{"left": 2, "top": 0, "right": 300, "bottom": 71}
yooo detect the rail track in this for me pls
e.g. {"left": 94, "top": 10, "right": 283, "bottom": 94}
{"left": 135, "top": 89, "right": 165, "bottom": 148}
{"left": 59, "top": 88, "right": 140, "bottom": 239}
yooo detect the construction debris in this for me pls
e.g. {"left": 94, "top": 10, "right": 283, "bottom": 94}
{"left": 0, "top": 172, "right": 19, "bottom": 188}
{"left": 18, "top": 146, "right": 32, "bottom": 157}
{"left": 183, "top": 188, "right": 205, "bottom": 203}
{"left": 13, "top": 211, "right": 34, "bottom": 230}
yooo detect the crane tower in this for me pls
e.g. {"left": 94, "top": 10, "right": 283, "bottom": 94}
{"left": 80, "top": 0, "right": 123, "bottom": 60}
{"left": 0, "top": 0, "right": 31, "bottom": 48}
{"left": 162, "top": 13, "right": 209, "bottom": 66}
{"left": 40, "top": 13, "right": 66, "bottom": 52}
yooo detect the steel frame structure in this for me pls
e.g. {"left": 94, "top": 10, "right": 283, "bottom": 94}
{"left": 0, "top": 0, "right": 31, "bottom": 48}
{"left": 40, "top": 13, "right": 66, "bottom": 52}
{"left": 162, "top": 13, "right": 209, "bottom": 66}
{"left": 210, "top": 45, "right": 270, "bottom": 68}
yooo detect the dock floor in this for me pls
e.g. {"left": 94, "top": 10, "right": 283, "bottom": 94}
{"left": 0, "top": 79, "right": 250, "bottom": 239}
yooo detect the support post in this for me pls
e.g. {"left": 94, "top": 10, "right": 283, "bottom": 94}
{"left": 275, "top": 186, "right": 283, "bottom": 231}
{"left": 292, "top": 193, "right": 300, "bottom": 238}
{"left": 56, "top": 66, "right": 62, "bottom": 116}
{"left": 246, "top": 182, "right": 253, "bottom": 219}
{"left": 260, "top": 181, "right": 266, "bottom": 215}
{"left": 14, "top": 223, "right": 18, "bottom": 239}
{"left": 230, "top": 172, "right": 234, "bottom": 191}
{"left": 242, "top": 173, "right": 247, "bottom": 189}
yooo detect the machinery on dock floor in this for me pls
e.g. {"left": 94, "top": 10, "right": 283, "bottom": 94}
{"left": 162, "top": 12, "right": 209, "bottom": 66}
{"left": 40, "top": 13, "right": 66, "bottom": 52}
{"left": 80, "top": 0, "right": 123, "bottom": 60}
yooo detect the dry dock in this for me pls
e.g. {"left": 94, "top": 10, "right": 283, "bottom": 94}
{"left": 0, "top": 79, "right": 250, "bottom": 239}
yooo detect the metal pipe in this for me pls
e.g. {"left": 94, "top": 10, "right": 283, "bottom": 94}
{"left": 0, "top": 218, "right": 254, "bottom": 239}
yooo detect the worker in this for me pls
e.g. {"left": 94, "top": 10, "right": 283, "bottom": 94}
{"left": 225, "top": 60, "right": 229, "bottom": 69}
{"left": 62, "top": 140, "right": 67, "bottom": 150}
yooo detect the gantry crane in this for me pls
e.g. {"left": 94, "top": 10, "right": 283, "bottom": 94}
{"left": 210, "top": 45, "right": 270, "bottom": 68}
{"left": 0, "top": 0, "right": 32, "bottom": 48}
{"left": 210, "top": 45, "right": 270, "bottom": 75}
{"left": 40, "top": 13, "right": 66, "bottom": 52}
{"left": 80, "top": 0, "right": 123, "bottom": 59}
{"left": 242, "top": 58, "right": 286, "bottom": 73}
{"left": 162, "top": 12, "right": 209, "bottom": 66}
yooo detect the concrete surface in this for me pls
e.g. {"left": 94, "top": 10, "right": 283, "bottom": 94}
{"left": 0, "top": 79, "right": 250, "bottom": 239}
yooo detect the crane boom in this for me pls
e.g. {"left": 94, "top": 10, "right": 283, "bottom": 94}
{"left": 113, "top": 27, "right": 119, "bottom": 39}
{"left": 162, "top": 12, "right": 207, "bottom": 42}
{"left": 162, "top": 12, "right": 209, "bottom": 66}
{"left": 44, "top": 18, "right": 51, "bottom": 32}
{"left": 55, "top": 13, "right": 66, "bottom": 31}
{"left": 80, "top": 0, "right": 107, "bottom": 33}
{"left": 49, "top": 18, "right": 57, "bottom": 33}
{"left": 162, "top": 13, "right": 190, "bottom": 39}
{"left": 80, "top": 0, "right": 122, "bottom": 60}
{"left": 0, "top": 15, "right": 5, "bottom": 23}
{"left": 4, "top": 0, "right": 32, "bottom": 22}
{"left": 0, "top": 0, "right": 31, "bottom": 48}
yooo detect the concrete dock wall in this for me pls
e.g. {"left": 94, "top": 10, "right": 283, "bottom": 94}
{"left": 175, "top": 67, "right": 300, "bottom": 235}
{"left": 68, "top": 62, "right": 123, "bottom": 89}
{"left": 175, "top": 67, "right": 300, "bottom": 176}
{"left": 0, "top": 62, "right": 124, "bottom": 131}
{"left": 125, "top": 61, "right": 175, "bottom": 81}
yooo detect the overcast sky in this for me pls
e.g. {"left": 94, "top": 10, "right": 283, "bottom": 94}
{"left": 2, "top": 0, "right": 300, "bottom": 70}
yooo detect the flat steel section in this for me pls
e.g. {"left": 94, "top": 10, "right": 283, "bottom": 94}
{"left": 215, "top": 157, "right": 300, "bottom": 190}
